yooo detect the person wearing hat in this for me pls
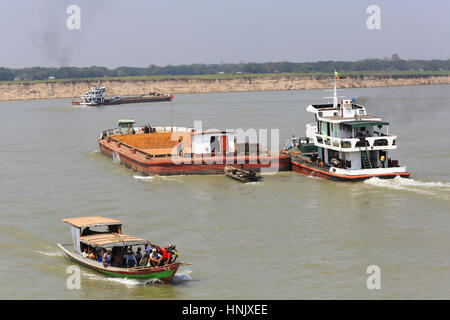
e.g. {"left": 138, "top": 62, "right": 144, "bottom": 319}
{"left": 380, "top": 154, "right": 386, "bottom": 168}
{"left": 149, "top": 248, "right": 163, "bottom": 267}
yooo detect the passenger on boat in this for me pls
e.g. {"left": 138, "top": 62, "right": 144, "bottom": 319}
{"left": 139, "top": 253, "right": 149, "bottom": 266}
{"left": 82, "top": 248, "right": 89, "bottom": 259}
{"left": 103, "top": 249, "right": 112, "bottom": 267}
{"left": 135, "top": 247, "right": 142, "bottom": 265}
{"left": 126, "top": 249, "right": 137, "bottom": 268}
{"left": 112, "top": 248, "right": 122, "bottom": 267}
{"left": 149, "top": 248, "right": 163, "bottom": 267}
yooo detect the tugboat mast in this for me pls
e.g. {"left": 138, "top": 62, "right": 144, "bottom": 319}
{"left": 333, "top": 70, "right": 338, "bottom": 109}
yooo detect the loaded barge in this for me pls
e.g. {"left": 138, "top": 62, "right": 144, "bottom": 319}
{"left": 99, "top": 120, "right": 291, "bottom": 175}
{"left": 283, "top": 74, "right": 410, "bottom": 181}
{"left": 72, "top": 82, "right": 172, "bottom": 106}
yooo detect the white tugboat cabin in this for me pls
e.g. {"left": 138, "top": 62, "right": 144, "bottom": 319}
{"left": 80, "top": 82, "right": 106, "bottom": 106}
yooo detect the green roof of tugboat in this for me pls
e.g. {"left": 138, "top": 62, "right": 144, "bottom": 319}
{"left": 341, "top": 121, "right": 389, "bottom": 128}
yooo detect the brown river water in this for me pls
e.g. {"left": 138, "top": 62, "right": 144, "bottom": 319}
{"left": 0, "top": 85, "right": 449, "bottom": 299}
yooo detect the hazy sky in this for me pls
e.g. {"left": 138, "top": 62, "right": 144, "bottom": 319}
{"left": 1, "top": 0, "right": 449, "bottom": 68}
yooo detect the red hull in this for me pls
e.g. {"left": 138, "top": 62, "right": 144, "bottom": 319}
{"left": 291, "top": 159, "right": 410, "bottom": 182}
{"left": 99, "top": 139, "right": 291, "bottom": 175}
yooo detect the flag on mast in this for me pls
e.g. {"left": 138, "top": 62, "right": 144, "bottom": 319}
{"left": 335, "top": 71, "right": 343, "bottom": 79}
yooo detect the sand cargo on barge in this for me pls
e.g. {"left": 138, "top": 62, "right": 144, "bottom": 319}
{"left": 99, "top": 120, "right": 291, "bottom": 175}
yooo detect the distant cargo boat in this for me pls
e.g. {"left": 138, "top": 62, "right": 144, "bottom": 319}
{"left": 58, "top": 216, "right": 188, "bottom": 283}
{"left": 71, "top": 82, "right": 172, "bottom": 106}
{"left": 98, "top": 119, "right": 291, "bottom": 176}
{"left": 283, "top": 72, "right": 410, "bottom": 181}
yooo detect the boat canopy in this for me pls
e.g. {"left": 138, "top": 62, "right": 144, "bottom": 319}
{"left": 61, "top": 216, "right": 122, "bottom": 228}
{"left": 341, "top": 121, "right": 389, "bottom": 128}
{"left": 117, "top": 119, "right": 135, "bottom": 126}
{"left": 80, "top": 233, "right": 148, "bottom": 248}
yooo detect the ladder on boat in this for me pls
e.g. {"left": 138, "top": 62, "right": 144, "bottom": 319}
{"left": 360, "top": 143, "right": 372, "bottom": 169}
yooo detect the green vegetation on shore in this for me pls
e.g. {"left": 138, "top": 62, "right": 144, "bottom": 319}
{"left": 1, "top": 56, "right": 449, "bottom": 84}
{"left": 1, "top": 71, "right": 449, "bottom": 85}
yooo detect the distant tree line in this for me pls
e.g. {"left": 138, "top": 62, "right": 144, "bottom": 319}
{"left": 1, "top": 56, "right": 449, "bottom": 81}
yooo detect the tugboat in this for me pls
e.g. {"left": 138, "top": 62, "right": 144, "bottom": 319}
{"left": 283, "top": 72, "right": 410, "bottom": 181}
{"left": 72, "top": 82, "right": 172, "bottom": 106}
{"left": 74, "top": 82, "right": 107, "bottom": 106}
{"left": 57, "top": 216, "right": 187, "bottom": 283}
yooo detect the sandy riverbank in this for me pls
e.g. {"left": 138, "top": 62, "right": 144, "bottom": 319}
{"left": 0, "top": 74, "right": 449, "bottom": 101}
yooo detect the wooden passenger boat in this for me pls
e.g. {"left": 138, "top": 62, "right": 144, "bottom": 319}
{"left": 224, "top": 165, "right": 263, "bottom": 183}
{"left": 57, "top": 217, "right": 186, "bottom": 283}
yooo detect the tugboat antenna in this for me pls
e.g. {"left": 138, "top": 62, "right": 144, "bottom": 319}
{"left": 323, "top": 71, "right": 344, "bottom": 104}
{"left": 333, "top": 70, "right": 338, "bottom": 108}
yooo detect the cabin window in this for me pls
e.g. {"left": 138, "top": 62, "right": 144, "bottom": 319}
{"left": 373, "top": 139, "right": 388, "bottom": 146}
{"left": 316, "top": 136, "right": 323, "bottom": 143}
{"left": 332, "top": 139, "right": 339, "bottom": 147}
{"left": 355, "top": 139, "right": 369, "bottom": 147}
{"left": 341, "top": 140, "right": 352, "bottom": 148}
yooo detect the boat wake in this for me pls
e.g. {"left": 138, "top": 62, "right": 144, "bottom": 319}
{"left": 33, "top": 250, "right": 62, "bottom": 257}
{"left": 84, "top": 272, "right": 147, "bottom": 287}
{"left": 364, "top": 176, "right": 450, "bottom": 199}
{"left": 133, "top": 175, "right": 155, "bottom": 181}
{"left": 171, "top": 269, "right": 193, "bottom": 285}
{"left": 133, "top": 175, "right": 187, "bottom": 182}
{"left": 84, "top": 269, "right": 193, "bottom": 287}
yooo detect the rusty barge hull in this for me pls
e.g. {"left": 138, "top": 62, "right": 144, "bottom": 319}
{"left": 99, "top": 139, "right": 291, "bottom": 175}
{"left": 105, "top": 95, "right": 172, "bottom": 105}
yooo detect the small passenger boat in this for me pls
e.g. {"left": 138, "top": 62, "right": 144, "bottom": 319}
{"left": 57, "top": 217, "right": 186, "bottom": 283}
{"left": 224, "top": 165, "right": 263, "bottom": 183}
